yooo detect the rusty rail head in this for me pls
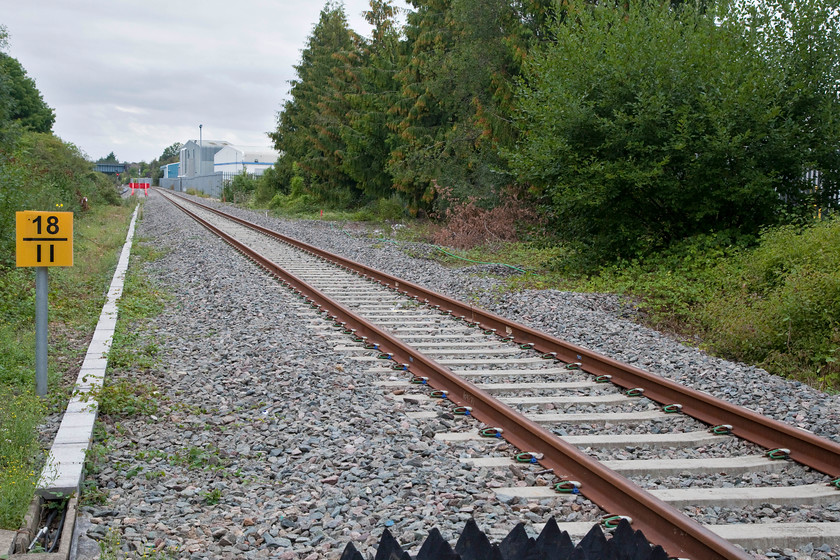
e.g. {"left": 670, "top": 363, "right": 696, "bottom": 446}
{"left": 162, "top": 192, "right": 830, "bottom": 560}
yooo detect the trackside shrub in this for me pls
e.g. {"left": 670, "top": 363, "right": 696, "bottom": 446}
{"left": 701, "top": 219, "right": 840, "bottom": 388}
{"left": 571, "top": 218, "right": 839, "bottom": 389}
{"left": 222, "top": 171, "right": 258, "bottom": 204}
{"left": 350, "top": 196, "right": 408, "bottom": 222}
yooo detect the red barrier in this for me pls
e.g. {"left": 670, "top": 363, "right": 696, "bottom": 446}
{"left": 128, "top": 180, "right": 150, "bottom": 196}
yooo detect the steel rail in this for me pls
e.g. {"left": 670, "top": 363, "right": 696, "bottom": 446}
{"left": 160, "top": 192, "right": 761, "bottom": 559}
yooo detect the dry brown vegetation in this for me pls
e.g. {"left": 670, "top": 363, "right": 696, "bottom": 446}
{"left": 430, "top": 189, "right": 541, "bottom": 249}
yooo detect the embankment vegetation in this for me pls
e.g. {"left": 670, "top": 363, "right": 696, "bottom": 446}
{"left": 0, "top": 25, "right": 130, "bottom": 529}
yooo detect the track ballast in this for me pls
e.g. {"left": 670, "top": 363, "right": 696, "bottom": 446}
{"left": 77, "top": 191, "right": 840, "bottom": 560}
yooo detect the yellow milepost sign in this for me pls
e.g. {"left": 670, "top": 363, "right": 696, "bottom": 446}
{"left": 16, "top": 211, "right": 74, "bottom": 267}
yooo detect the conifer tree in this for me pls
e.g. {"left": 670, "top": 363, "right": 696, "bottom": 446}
{"left": 389, "top": 0, "right": 552, "bottom": 214}
{"left": 388, "top": 0, "right": 455, "bottom": 214}
{"left": 340, "top": 0, "right": 403, "bottom": 201}
{"left": 269, "top": 3, "right": 361, "bottom": 204}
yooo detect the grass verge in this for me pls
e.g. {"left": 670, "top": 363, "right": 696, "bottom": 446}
{"left": 0, "top": 385, "right": 45, "bottom": 529}
{"left": 0, "top": 200, "right": 137, "bottom": 530}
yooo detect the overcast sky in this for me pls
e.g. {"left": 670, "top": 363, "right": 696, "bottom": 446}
{"left": 1, "top": 0, "right": 408, "bottom": 164}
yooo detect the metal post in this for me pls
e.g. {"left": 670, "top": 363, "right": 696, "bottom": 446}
{"left": 35, "top": 266, "right": 48, "bottom": 396}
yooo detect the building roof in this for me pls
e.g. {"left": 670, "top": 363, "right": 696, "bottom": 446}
{"left": 185, "top": 139, "right": 231, "bottom": 148}
{"left": 220, "top": 145, "right": 280, "bottom": 161}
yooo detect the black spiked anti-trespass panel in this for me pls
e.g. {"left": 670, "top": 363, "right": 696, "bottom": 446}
{"left": 339, "top": 519, "right": 670, "bottom": 560}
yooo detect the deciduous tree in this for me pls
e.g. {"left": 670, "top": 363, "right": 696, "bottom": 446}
{"left": 0, "top": 52, "right": 55, "bottom": 134}
{"left": 509, "top": 0, "right": 840, "bottom": 264}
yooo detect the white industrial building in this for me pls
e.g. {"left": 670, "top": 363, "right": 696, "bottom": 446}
{"left": 160, "top": 139, "right": 280, "bottom": 196}
{"left": 213, "top": 145, "right": 280, "bottom": 176}
{"left": 178, "top": 140, "right": 279, "bottom": 179}
{"left": 178, "top": 140, "right": 231, "bottom": 178}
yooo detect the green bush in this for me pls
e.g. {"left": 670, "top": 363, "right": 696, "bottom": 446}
{"left": 0, "top": 132, "right": 121, "bottom": 266}
{"left": 350, "top": 196, "right": 407, "bottom": 222}
{"left": 702, "top": 219, "right": 840, "bottom": 387}
{"left": 17, "top": 133, "right": 120, "bottom": 208}
{"left": 510, "top": 0, "right": 840, "bottom": 265}
{"left": 222, "top": 171, "right": 258, "bottom": 203}
{"left": 582, "top": 230, "right": 751, "bottom": 321}
{"left": 268, "top": 191, "right": 318, "bottom": 214}
{"left": 253, "top": 165, "right": 283, "bottom": 205}
{"left": 578, "top": 218, "right": 840, "bottom": 389}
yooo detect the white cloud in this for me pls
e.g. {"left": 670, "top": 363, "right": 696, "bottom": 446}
{"left": 1, "top": 0, "right": 407, "bottom": 162}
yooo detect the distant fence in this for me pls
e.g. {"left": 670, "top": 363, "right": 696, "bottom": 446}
{"left": 159, "top": 172, "right": 259, "bottom": 199}
{"left": 802, "top": 169, "right": 839, "bottom": 213}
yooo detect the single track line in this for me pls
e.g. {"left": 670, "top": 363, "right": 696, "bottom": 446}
{"left": 159, "top": 190, "right": 840, "bottom": 560}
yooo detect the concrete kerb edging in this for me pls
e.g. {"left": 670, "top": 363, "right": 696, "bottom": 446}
{"left": 2, "top": 203, "right": 140, "bottom": 558}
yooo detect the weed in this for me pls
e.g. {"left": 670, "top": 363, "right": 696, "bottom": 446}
{"left": 92, "top": 422, "right": 110, "bottom": 444}
{"left": 106, "top": 332, "right": 161, "bottom": 371}
{"left": 85, "top": 449, "right": 106, "bottom": 475}
{"left": 42, "top": 496, "right": 69, "bottom": 511}
{"left": 79, "top": 479, "right": 108, "bottom": 507}
{"left": 79, "top": 440, "right": 109, "bottom": 506}
{"left": 0, "top": 386, "right": 46, "bottom": 529}
{"left": 144, "top": 470, "right": 165, "bottom": 480}
{"left": 202, "top": 488, "right": 222, "bottom": 505}
{"left": 170, "top": 445, "right": 224, "bottom": 470}
{"left": 79, "top": 380, "right": 161, "bottom": 417}
{"left": 99, "top": 527, "right": 183, "bottom": 560}
{"left": 185, "top": 188, "right": 210, "bottom": 198}
{"left": 135, "top": 449, "right": 167, "bottom": 462}
{"left": 125, "top": 466, "right": 142, "bottom": 479}
{"left": 98, "top": 528, "right": 122, "bottom": 559}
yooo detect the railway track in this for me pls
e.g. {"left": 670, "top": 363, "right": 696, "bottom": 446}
{"left": 158, "top": 190, "right": 840, "bottom": 559}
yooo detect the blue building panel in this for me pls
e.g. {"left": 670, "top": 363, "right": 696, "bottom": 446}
{"left": 164, "top": 162, "right": 179, "bottom": 178}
